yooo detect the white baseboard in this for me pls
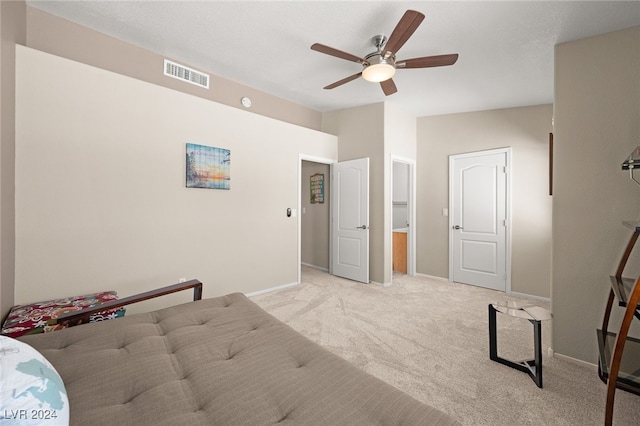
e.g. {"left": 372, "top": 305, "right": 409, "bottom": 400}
{"left": 301, "top": 262, "right": 328, "bottom": 272}
{"left": 510, "top": 291, "right": 551, "bottom": 303}
{"left": 245, "top": 281, "right": 299, "bottom": 298}
{"left": 415, "top": 273, "right": 551, "bottom": 303}
{"left": 416, "top": 273, "right": 451, "bottom": 282}
{"left": 550, "top": 350, "right": 598, "bottom": 371}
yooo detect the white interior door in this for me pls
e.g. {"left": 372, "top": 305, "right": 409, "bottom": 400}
{"left": 449, "top": 149, "right": 509, "bottom": 291}
{"left": 331, "top": 158, "right": 369, "bottom": 283}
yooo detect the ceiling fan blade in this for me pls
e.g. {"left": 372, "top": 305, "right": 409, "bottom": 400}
{"left": 311, "top": 43, "right": 365, "bottom": 64}
{"left": 380, "top": 79, "right": 397, "bottom": 96}
{"left": 324, "top": 72, "right": 362, "bottom": 90}
{"left": 383, "top": 10, "right": 425, "bottom": 56}
{"left": 396, "top": 54, "right": 459, "bottom": 69}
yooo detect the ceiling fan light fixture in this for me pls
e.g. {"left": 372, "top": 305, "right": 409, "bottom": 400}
{"left": 311, "top": 11, "right": 459, "bottom": 96}
{"left": 362, "top": 57, "right": 396, "bottom": 82}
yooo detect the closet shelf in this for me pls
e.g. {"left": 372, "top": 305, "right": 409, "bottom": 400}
{"left": 597, "top": 329, "right": 640, "bottom": 392}
{"left": 609, "top": 276, "right": 640, "bottom": 311}
{"left": 622, "top": 220, "right": 640, "bottom": 231}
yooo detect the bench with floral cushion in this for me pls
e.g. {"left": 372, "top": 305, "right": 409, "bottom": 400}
{"left": 1, "top": 281, "right": 205, "bottom": 338}
{"left": 0, "top": 291, "right": 126, "bottom": 338}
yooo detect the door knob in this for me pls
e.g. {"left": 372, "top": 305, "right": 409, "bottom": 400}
{"left": 356, "top": 225, "right": 369, "bottom": 230}
{"left": 453, "top": 225, "right": 464, "bottom": 230}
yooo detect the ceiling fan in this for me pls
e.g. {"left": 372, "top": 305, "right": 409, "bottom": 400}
{"left": 311, "top": 10, "right": 458, "bottom": 96}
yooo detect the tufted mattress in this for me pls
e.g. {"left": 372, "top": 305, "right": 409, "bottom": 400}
{"left": 20, "top": 293, "right": 459, "bottom": 425}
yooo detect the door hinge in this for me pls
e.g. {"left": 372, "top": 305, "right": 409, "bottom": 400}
{"left": 503, "top": 166, "right": 508, "bottom": 173}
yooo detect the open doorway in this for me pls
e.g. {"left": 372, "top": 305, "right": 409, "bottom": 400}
{"left": 299, "top": 156, "right": 333, "bottom": 283}
{"left": 298, "top": 155, "right": 371, "bottom": 285}
{"left": 391, "top": 157, "right": 416, "bottom": 281}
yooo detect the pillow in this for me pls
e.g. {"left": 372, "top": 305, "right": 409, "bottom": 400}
{"left": 0, "top": 336, "right": 70, "bottom": 425}
{"left": 1, "top": 291, "right": 125, "bottom": 338}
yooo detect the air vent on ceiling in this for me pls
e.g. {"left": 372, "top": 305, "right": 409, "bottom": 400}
{"left": 164, "top": 59, "right": 209, "bottom": 89}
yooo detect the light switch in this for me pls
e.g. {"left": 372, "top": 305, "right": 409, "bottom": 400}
{"left": 442, "top": 208, "right": 448, "bottom": 217}
{"left": 302, "top": 207, "right": 306, "bottom": 214}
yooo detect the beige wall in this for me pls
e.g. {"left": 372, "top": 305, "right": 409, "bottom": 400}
{"left": 553, "top": 26, "right": 640, "bottom": 363}
{"left": 14, "top": 46, "right": 337, "bottom": 313}
{"left": 385, "top": 102, "right": 418, "bottom": 161}
{"left": 25, "top": 6, "right": 321, "bottom": 131}
{"left": 301, "top": 161, "right": 330, "bottom": 270}
{"left": 322, "top": 102, "right": 416, "bottom": 285}
{"left": 417, "top": 104, "right": 553, "bottom": 298}
{"left": 0, "top": 1, "right": 26, "bottom": 321}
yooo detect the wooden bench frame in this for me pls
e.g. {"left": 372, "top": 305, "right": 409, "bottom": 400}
{"left": 56, "top": 279, "right": 203, "bottom": 328}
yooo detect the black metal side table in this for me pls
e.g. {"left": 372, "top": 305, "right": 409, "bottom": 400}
{"left": 488, "top": 301, "right": 552, "bottom": 388}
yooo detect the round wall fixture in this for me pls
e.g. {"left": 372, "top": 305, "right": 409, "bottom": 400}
{"left": 241, "top": 97, "right": 252, "bottom": 108}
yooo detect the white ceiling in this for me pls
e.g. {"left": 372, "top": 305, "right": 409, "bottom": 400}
{"left": 27, "top": 1, "right": 640, "bottom": 117}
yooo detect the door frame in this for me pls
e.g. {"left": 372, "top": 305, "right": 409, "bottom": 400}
{"left": 298, "top": 154, "right": 336, "bottom": 284}
{"left": 390, "top": 155, "right": 416, "bottom": 279}
{"left": 448, "top": 147, "right": 512, "bottom": 293}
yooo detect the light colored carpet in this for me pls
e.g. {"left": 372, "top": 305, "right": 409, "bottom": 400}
{"left": 251, "top": 266, "right": 640, "bottom": 425}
